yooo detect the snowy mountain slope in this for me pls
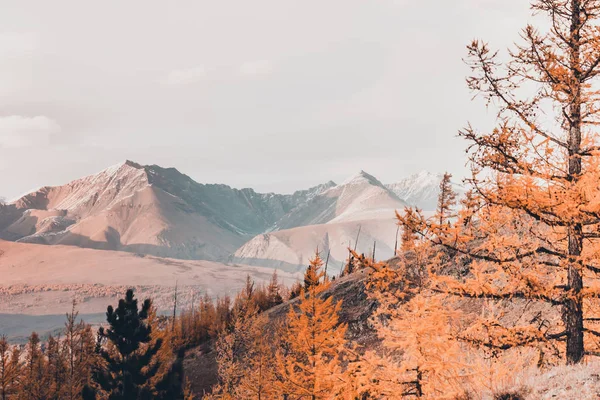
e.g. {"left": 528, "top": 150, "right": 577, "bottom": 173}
{"left": 232, "top": 218, "right": 399, "bottom": 273}
{"left": 233, "top": 171, "right": 406, "bottom": 271}
{"left": 275, "top": 170, "right": 407, "bottom": 228}
{"left": 386, "top": 170, "right": 466, "bottom": 211}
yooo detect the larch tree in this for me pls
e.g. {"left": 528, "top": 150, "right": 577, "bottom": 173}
{"left": 304, "top": 249, "right": 325, "bottom": 291}
{"left": 21, "top": 332, "right": 48, "bottom": 400}
{"left": 276, "top": 275, "right": 347, "bottom": 399}
{"left": 267, "top": 270, "right": 284, "bottom": 309}
{"left": 398, "top": 0, "right": 600, "bottom": 364}
{"left": 209, "top": 279, "right": 261, "bottom": 399}
{"left": 46, "top": 335, "right": 68, "bottom": 399}
{"left": 374, "top": 293, "right": 464, "bottom": 398}
{"left": 64, "top": 301, "right": 97, "bottom": 400}
{"left": 437, "top": 172, "right": 457, "bottom": 227}
{"left": 0, "top": 337, "right": 20, "bottom": 400}
{"left": 147, "top": 306, "right": 188, "bottom": 400}
{"left": 355, "top": 248, "right": 465, "bottom": 398}
{"left": 229, "top": 315, "right": 278, "bottom": 400}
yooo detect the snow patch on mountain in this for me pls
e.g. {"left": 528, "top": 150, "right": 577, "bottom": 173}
{"left": 386, "top": 170, "right": 465, "bottom": 211}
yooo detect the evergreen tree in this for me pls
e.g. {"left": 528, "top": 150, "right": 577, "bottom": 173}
{"left": 83, "top": 289, "right": 162, "bottom": 399}
{"left": 288, "top": 281, "right": 303, "bottom": 300}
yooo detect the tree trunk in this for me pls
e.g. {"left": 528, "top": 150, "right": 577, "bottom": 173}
{"left": 564, "top": 0, "right": 585, "bottom": 365}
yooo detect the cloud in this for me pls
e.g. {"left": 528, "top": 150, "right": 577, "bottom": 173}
{"left": 163, "top": 67, "right": 206, "bottom": 86}
{"left": 0, "top": 32, "right": 37, "bottom": 57}
{"left": 239, "top": 60, "right": 273, "bottom": 76}
{"left": 0, "top": 116, "right": 61, "bottom": 148}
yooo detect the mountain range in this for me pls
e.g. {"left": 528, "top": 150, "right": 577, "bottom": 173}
{"left": 0, "top": 161, "right": 463, "bottom": 272}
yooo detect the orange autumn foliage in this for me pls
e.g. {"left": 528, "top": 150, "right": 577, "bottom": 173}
{"left": 397, "top": 0, "right": 600, "bottom": 366}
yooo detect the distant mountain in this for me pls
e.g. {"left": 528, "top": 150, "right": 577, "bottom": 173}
{"left": 386, "top": 171, "right": 465, "bottom": 212}
{"left": 0, "top": 161, "right": 335, "bottom": 261}
{"left": 0, "top": 162, "right": 459, "bottom": 269}
{"left": 233, "top": 171, "right": 407, "bottom": 272}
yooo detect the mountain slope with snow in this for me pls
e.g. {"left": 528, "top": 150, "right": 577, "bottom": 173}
{"left": 233, "top": 171, "right": 406, "bottom": 270}
{"left": 386, "top": 170, "right": 465, "bottom": 211}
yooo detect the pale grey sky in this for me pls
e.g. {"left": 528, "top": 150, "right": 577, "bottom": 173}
{"left": 0, "top": 0, "right": 535, "bottom": 199}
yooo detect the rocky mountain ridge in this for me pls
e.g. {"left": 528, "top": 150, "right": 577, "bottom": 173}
{"left": 0, "top": 162, "right": 460, "bottom": 265}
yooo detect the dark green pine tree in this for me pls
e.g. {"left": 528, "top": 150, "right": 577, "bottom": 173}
{"left": 83, "top": 289, "right": 162, "bottom": 400}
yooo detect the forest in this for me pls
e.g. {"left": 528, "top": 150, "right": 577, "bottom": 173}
{"left": 4, "top": 0, "right": 600, "bottom": 398}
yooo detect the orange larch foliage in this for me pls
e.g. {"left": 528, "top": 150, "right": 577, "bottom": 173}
{"left": 0, "top": 337, "right": 20, "bottom": 400}
{"left": 397, "top": 0, "right": 600, "bottom": 365}
{"left": 276, "top": 264, "right": 347, "bottom": 399}
{"left": 304, "top": 249, "right": 325, "bottom": 291}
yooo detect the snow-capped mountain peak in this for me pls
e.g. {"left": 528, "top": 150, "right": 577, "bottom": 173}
{"left": 340, "top": 170, "right": 385, "bottom": 187}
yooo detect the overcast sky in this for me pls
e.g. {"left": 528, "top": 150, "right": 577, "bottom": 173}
{"left": 0, "top": 0, "right": 535, "bottom": 200}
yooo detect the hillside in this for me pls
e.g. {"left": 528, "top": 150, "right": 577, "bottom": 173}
{"left": 184, "top": 266, "right": 378, "bottom": 395}
{"left": 182, "top": 259, "right": 560, "bottom": 398}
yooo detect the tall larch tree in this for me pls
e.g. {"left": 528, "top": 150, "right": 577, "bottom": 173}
{"left": 398, "top": 0, "right": 600, "bottom": 364}
{"left": 304, "top": 249, "right": 325, "bottom": 291}
{"left": 208, "top": 281, "right": 262, "bottom": 399}
{"left": 64, "top": 302, "right": 97, "bottom": 400}
{"left": 21, "top": 332, "right": 48, "bottom": 400}
{"left": 436, "top": 172, "right": 457, "bottom": 227}
{"left": 229, "top": 315, "right": 278, "bottom": 400}
{"left": 0, "top": 337, "right": 20, "bottom": 400}
{"left": 46, "top": 335, "right": 68, "bottom": 399}
{"left": 276, "top": 278, "right": 347, "bottom": 399}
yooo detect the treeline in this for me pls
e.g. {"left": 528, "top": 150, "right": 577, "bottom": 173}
{"left": 0, "top": 304, "right": 96, "bottom": 399}
{"left": 0, "top": 270, "right": 291, "bottom": 400}
{"left": 0, "top": 293, "right": 192, "bottom": 399}
{"left": 170, "top": 271, "right": 285, "bottom": 350}
{"left": 205, "top": 252, "right": 352, "bottom": 399}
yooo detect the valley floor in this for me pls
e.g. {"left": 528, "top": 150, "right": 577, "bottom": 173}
{"left": 0, "top": 240, "right": 301, "bottom": 340}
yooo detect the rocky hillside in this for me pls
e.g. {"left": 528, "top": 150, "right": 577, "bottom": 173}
{"left": 184, "top": 265, "right": 379, "bottom": 395}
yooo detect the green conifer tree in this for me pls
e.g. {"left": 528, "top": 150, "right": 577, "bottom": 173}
{"left": 83, "top": 289, "right": 162, "bottom": 400}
